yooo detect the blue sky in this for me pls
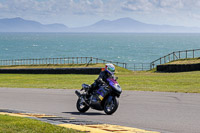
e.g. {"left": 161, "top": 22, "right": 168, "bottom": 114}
{"left": 0, "top": 0, "right": 200, "bottom": 27}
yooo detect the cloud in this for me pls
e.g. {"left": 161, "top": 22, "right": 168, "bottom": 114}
{"left": 0, "top": 0, "right": 70, "bottom": 15}
{"left": 0, "top": 0, "right": 200, "bottom": 27}
{"left": 159, "top": 0, "right": 183, "bottom": 8}
{"left": 0, "top": 0, "right": 107, "bottom": 17}
{"left": 69, "top": 0, "right": 105, "bottom": 15}
{"left": 188, "top": 12, "right": 200, "bottom": 20}
{"left": 0, "top": 3, "right": 3, "bottom": 9}
{"left": 121, "top": 0, "right": 154, "bottom": 12}
{"left": 121, "top": 0, "right": 186, "bottom": 12}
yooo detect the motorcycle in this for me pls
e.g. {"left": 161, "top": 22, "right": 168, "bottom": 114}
{"left": 75, "top": 77, "right": 122, "bottom": 115}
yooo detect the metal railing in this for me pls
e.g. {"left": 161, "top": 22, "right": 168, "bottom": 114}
{"left": 127, "top": 63, "right": 151, "bottom": 71}
{"left": 0, "top": 57, "right": 127, "bottom": 69}
{"left": 150, "top": 49, "right": 200, "bottom": 69}
{"left": 1, "top": 49, "right": 200, "bottom": 71}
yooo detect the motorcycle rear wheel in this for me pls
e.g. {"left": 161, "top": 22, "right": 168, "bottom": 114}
{"left": 104, "top": 97, "right": 118, "bottom": 115}
{"left": 76, "top": 98, "right": 90, "bottom": 113}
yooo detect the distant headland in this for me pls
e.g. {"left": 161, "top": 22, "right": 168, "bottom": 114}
{"left": 0, "top": 17, "right": 200, "bottom": 33}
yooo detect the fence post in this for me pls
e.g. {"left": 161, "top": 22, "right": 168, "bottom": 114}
{"left": 186, "top": 50, "right": 188, "bottom": 59}
{"left": 179, "top": 51, "right": 181, "bottom": 59}
{"left": 193, "top": 50, "right": 195, "bottom": 58}
{"left": 96, "top": 58, "right": 98, "bottom": 64}
{"left": 150, "top": 63, "right": 152, "bottom": 70}
{"left": 160, "top": 58, "right": 161, "bottom": 64}
{"left": 91, "top": 57, "right": 93, "bottom": 64}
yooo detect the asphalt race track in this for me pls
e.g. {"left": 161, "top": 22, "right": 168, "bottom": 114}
{"left": 1, "top": 87, "right": 200, "bottom": 133}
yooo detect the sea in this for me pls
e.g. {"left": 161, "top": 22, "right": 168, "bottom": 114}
{"left": 1, "top": 33, "right": 200, "bottom": 65}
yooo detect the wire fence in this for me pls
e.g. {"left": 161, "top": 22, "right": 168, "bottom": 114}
{"left": 0, "top": 57, "right": 127, "bottom": 69}
{"left": 1, "top": 49, "right": 200, "bottom": 71}
{"left": 150, "top": 49, "right": 200, "bottom": 69}
{"left": 127, "top": 63, "right": 151, "bottom": 71}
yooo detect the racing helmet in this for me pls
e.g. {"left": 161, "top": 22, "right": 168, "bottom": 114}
{"left": 105, "top": 63, "right": 115, "bottom": 75}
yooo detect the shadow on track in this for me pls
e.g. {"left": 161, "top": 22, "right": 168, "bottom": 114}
{"left": 62, "top": 112, "right": 105, "bottom": 116}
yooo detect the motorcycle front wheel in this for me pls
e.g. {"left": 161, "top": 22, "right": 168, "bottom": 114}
{"left": 76, "top": 98, "right": 89, "bottom": 113}
{"left": 104, "top": 96, "right": 118, "bottom": 115}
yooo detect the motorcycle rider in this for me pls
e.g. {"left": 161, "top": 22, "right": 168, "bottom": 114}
{"left": 86, "top": 63, "right": 116, "bottom": 97}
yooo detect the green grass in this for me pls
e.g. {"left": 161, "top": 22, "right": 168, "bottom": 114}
{"left": 118, "top": 71, "right": 200, "bottom": 93}
{"left": 0, "top": 70, "right": 200, "bottom": 93}
{"left": 0, "top": 63, "right": 200, "bottom": 93}
{"left": 165, "top": 57, "right": 200, "bottom": 65}
{"left": 0, "top": 115, "right": 82, "bottom": 133}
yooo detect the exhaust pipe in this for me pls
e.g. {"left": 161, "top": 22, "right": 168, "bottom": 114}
{"left": 75, "top": 90, "right": 81, "bottom": 97}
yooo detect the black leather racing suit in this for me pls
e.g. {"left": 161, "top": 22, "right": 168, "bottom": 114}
{"left": 88, "top": 70, "right": 113, "bottom": 95}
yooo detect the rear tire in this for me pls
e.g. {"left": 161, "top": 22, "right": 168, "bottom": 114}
{"left": 104, "top": 96, "right": 118, "bottom": 115}
{"left": 76, "top": 98, "right": 89, "bottom": 113}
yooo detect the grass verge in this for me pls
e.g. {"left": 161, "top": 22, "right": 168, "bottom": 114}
{"left": 165, "top": 57, "right": 200, "bottom": 65}
{"left": 0, "top": 63, "right": 200, "bottom": 93}
{"left": 0, "top": 114, "right": 82, "bottom": 133}
{"left": 0, "top": 70, "right": 200, "bottom": 93}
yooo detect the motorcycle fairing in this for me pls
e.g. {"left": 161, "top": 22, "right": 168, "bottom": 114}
{"left": 107, "top": 78, "right": 122, "bottom": 93}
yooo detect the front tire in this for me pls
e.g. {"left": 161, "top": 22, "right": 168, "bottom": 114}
{"left": 76, "top": 98, "right": 89, "bottom": 113}
{"left": 104, "top": 96, "right": 118, "bottom": 115}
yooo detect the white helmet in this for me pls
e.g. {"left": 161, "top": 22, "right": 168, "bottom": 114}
{"left": 105, "top": 63, "right": 115, "bottom": 75}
